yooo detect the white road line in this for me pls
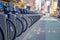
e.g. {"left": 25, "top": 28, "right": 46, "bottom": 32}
{"left": 53, "top": 17, "right": 60, "bottom": 23}
{"left": 55, "top": 20, "right": 60, "bottom": 24}
{"left": 51, "top": 17, "right": 60, "bottom": 24}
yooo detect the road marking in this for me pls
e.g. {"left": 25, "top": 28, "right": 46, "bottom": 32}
{"left": 52, "top": 30, "right": 56, "bottom": 33}
{"left": 48, "top": 30, "right": 51, "bottom": 33}
{"left": 41, "top": 30, "right": 45, "bottom": 32}
{"left": 37, "top": 31, "right": 40, "bottom": 35}
{"left": 33, "top": 29, "right": 37, "bottom": 32}
{"left": 55, "top": 19, "right": 60, "bottom": 24}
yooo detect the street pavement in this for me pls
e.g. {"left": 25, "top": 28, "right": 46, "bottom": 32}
{"left": 16, "top": 15, "right": 60, "bottom": 40}
{"left": 53, "top": 17, "right": 60, "bottom": 21}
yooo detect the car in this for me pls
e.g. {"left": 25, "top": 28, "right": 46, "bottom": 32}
{"left": 57, "top": 14, "right": 60, "bottom": 18}
{"left": 57, "top": 13, "right": 60, "bottom": 18}
{"left": 50, "top": 13, "right": 57, "bottom": 17}
{"left": 56, "top": 11, "right": 60, "bottom": 18}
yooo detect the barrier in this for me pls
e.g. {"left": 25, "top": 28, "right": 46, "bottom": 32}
{"left": 16, "top": 14, "right": 27, "bottom": 37}
{"left": 0, "top": 14, "right": 7, "bottom": 40}
{"left": 7, "top": 14, "right": 16, "bottom": 40}
{"left": 0, "top": 2, "right": 41, "bottom": 40}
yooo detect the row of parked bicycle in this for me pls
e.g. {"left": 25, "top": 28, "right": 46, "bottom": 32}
{"left": 0, "top": 2, "right": 41, "bottom": 40}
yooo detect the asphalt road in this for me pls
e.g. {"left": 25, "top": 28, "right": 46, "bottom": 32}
{"left": 16, "top": 15, "right": 60, "bottom": 40}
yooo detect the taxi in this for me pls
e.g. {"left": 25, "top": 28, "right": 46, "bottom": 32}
{"left": 50, "top": 13, "right": 57, "bottom": 17}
